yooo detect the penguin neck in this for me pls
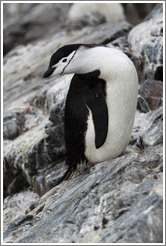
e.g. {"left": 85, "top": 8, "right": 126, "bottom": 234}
{"left": 65, "top": 46, "right": 129, "bottom": 83}
{"left": 64, "top": 47, "right": 107, "bottom": 75}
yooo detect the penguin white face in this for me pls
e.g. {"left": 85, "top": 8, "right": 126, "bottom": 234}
{"left": 43, "top": 43, "right": 104, "bottom": 78}
{"left": 43, "top": 44, "right": 82, "bottom": 78}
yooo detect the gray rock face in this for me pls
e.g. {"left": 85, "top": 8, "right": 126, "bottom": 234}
{"left": 3, "top": 191, "right": 39, "bottom": 232}
{"left": 3, "top": 3, "right": 71, "bottom": 55}
{"left": 3, "top": 3, "right": 163, "bottom": 244}
{"left": 3, "top": 107, "right": 163, "bottom": 243}
{"left": 137, "top": 79, "right": 163, "bottom": 113}
{"left": 128, "top": 3, "right": 163, "bottom": 83}
{"left": 123, "top": 3, "right": 156, "bottom": 25}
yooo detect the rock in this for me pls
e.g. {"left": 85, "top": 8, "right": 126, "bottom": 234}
{"left": 3, "top": 150, "right": 163, "bottom": 243}
{"left": 141, "top": 107, "right": 163, "bottom": 147}
{"left": 3, "top": 190, "right": 39, "bottom": 232}
{"left": 3, "top": 105, "right": 163, "bottom": 243}
{"left": 123, "top": 3, "right": 156, "bottom": 25}
{"left": 131, "top": 107, "right": 163, "bottom": 148}
{"left": 144, "top": 2, "right": 163, "bottom": 21}
{"left": 137, "top": 79, "right": 163, "bottom": 112}
{"left": 128, "top": 3, "right": 163, "bottom": 83}
{"left": 3, "top": 3, "right": 71, "bottom": 55}
{"left": 3, "top": 3, "right": 37, "bottom": 27}
{"left": 3, "top": 111, "right": 25, "bottom": 140}
{"left": 68, "top": 3, "right": 125, "bottom": 23}
{"left": 137, "top": 96, "right": 150, "bottom": 113}
{"left": 69, "top": 21, "right": 132, "bottom": 45}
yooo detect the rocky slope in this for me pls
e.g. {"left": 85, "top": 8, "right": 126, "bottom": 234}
{"left": 3, "top": 3, "right": 163, "bottom": 243}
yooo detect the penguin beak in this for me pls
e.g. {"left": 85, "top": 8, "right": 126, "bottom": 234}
{"left": 43, "top": 67, "right": 56, "bottom": 78}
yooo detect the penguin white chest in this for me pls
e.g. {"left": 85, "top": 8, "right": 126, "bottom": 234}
{"left": 85, "top": 72, "right": 138, "bottom": 164}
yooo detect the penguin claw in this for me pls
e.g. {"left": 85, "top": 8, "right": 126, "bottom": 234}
{"left": 55, "top": 166, "right": 76, "bottom": 186}
{"left": 55, "top": 160, "right": 88, "bottom": 186}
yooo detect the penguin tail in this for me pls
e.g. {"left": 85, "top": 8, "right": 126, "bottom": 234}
{"left": 55, "top": 161, "right": 77, "bottom": 186}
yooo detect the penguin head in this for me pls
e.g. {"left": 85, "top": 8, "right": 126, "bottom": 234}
{"left": 43, "top": 43, "right": 105, "bottom": 78}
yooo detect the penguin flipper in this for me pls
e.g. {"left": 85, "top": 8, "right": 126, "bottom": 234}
{"left": 86, "top": 82, "right": 108, "bottom": 149}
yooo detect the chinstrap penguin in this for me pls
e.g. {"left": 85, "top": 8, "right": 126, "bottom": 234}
{"left": 68, "top": 3, "right": 125, "bottom": 23}
{"left": 43, "top": 43, "right": 138, "bottom": 184}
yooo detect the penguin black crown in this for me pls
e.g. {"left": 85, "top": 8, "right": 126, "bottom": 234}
{"left": 43, "top": 43, "right": 138, "bottom": 184}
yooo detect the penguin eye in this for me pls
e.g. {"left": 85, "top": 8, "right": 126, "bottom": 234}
{"left": 62, "top": 58, "right": 67, "bottom": 63}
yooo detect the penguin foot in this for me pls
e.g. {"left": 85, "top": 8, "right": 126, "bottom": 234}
{"left": 55, "top": 160, "right": 89, "bottom": 186}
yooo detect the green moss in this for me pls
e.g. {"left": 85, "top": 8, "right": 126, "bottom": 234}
{"left": 19, "top": 143, "right": 31, "bottom": 155}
